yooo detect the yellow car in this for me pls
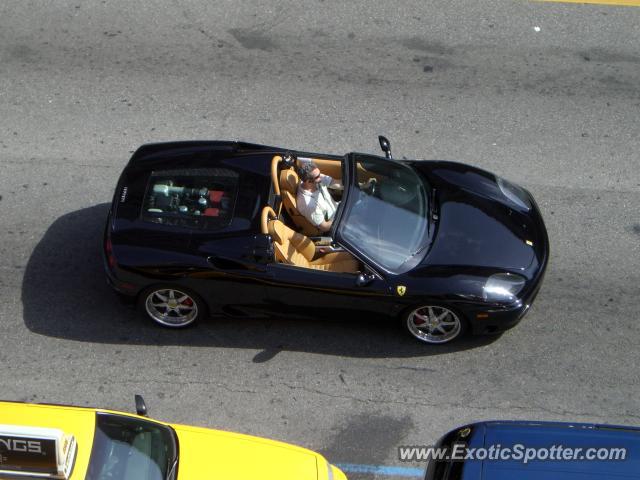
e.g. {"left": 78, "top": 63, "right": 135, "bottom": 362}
{"left": 0, "top": 397, "right": 347, "bottom": 480}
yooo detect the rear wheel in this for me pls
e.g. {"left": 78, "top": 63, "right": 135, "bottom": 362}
{"left": 403, "top": 305, "right": 466, "bottom": 344}
{"left": 140, "top": 286, "right": 205, "bottom": 328}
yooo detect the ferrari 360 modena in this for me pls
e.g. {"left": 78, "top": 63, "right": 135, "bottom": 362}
{"left": 104, "top": 137, "right": 548, "bottom": 344}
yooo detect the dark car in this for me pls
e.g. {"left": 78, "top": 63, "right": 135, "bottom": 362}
{"left": 424, "top": 420, "right": 640, "bottom": 479}
{"left": 103, "top": 137, "right": 548, "bottom": 344}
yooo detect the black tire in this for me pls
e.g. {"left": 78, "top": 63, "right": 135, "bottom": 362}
{"left": 138, "top": 285, "right": 206, "bottom": 328}
{"left": 402, "top": 304, "right": 467, "bottom": 344}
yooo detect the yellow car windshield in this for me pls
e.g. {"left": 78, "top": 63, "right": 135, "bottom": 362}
{"left": 86, "top": 413, "right": 177, "bottom": 480}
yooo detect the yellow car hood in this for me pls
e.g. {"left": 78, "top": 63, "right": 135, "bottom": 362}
{"left": 173, "top": 424, "right": 323, "bottom": 480}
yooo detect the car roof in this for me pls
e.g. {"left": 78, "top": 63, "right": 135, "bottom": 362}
{"left": 481, "top": 419, "right": 640, "bottom": 432}
{"left": 0, "top": 401, "right": 97, "bottom": 480}
{"left": 468, "top": 421, "right": 640, "bottom": 479}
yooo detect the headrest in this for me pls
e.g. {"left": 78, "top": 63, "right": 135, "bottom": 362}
{"left": 279, "top": 168, "right": 299, "bottom": 194}
{"left": 271, "top": 156, "right": 282, "bottom": 195}
{"left": 260, "top": 205, "right": 277, "bottom": 234}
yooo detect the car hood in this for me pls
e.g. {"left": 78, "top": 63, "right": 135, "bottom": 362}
{"left": 173, "top": 424, "right": 323, "bottom": 480}
{"left": 420, "top": 164, "right": 540, "bottom": 272}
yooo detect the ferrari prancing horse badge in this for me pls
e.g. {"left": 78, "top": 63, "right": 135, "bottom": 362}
{"left": 396, "top": 285, "right": 406, "bottom": 296}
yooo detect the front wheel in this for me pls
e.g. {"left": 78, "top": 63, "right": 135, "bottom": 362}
{"left": 139, "top": 286, "right": 205, "bottom": 328}
{"left": 403, "top": 305, "right": 466, "bottom": 344}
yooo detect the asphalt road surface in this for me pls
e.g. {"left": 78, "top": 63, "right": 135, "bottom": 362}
{"left": 1, "top": 1, "right": 639, "bottom": 478}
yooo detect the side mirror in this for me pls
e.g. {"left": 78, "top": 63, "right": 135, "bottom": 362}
{"left": 378, "top": 136, "right": 392, "bottom": 159}
{"left": 135, "top": 394, "right": 148, "bottom": 416}
{"left": 355, "top": 273, "right": 374, "bottom": 287}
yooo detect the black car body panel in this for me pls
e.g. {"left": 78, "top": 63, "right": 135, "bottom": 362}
{"left": 422, "top": 189, "right": 536, "bottom": 270}
{"left": 413, "top": 161, "right": 547, "bottom": 273}
{"left": 104, "top": 140, "right": 549, "bottom": 341}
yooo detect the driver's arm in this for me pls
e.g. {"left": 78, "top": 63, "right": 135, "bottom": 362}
{"left": 317, "top": 220, "right": 332, "bottom": 232}
{"left": 310, "top": 208, "right": 333, "bottom": 233}
{"left": 320, "top": 174, "right": 341, "bottom": 188}
{"left": 329, "top": 178, "right": 342, "bottom": 189}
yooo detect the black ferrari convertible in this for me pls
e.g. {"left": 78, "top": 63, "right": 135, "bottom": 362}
{"left": 103, "top": 137, "right": 548, "bottom": 344}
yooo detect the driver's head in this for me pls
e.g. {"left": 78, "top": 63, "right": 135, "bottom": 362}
{"left": 298, "top": 162, "right": 322, "bottom": 186}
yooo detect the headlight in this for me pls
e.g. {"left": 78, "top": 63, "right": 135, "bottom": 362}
{"left": 483, "top": 273, "right": 526, "bottom": 302}
{"left": 497, "top": 177, "right": 531, "bottom": 211}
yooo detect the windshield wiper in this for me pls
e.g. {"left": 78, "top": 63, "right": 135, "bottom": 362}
{"left": 411, "top": 241, "right": 431, "bottom": 257}
{"left": 426, "top": 187, "right": 438, "bottom": 238}
{"left": 429, "top": 188, "right": 438, "bottom": 221}
{"left": 410, "top": 188, "right": 438, "bottom": 257}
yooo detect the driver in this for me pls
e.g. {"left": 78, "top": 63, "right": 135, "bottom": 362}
{"left": 296, "top": 161, "right": 341, "bottom": 233}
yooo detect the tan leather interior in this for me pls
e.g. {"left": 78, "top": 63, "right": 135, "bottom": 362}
{"left": 280, "top": 168, "right": 299, "bottom": 197}
{"left": 306, "top": 157, "right": 342, "bottom": 180}
{"left": 270, "top": 155, "right": 282, "bottom": 196}
{"left": 300, "top": 156, "right": 380, "bottom": 185}
{"left": 268, "top": 218, "right": 317, "bottom": 266}
{"left": 261, "top": 205, "right": 277, "bottom": 235}
{"left": 261, "top": 206, "right": 359, "bottom": 274}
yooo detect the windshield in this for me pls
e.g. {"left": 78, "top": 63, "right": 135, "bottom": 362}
{"left": 339, "top": 154, "right": 430, "bottom": 273}
{"left": 86, "top": 413, "right": 178, "bottom": 480}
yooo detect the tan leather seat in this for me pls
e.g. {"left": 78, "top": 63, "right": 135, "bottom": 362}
{"left": 279, "top": 167, "right": 322, "bottom": 236}
{"left": 261, "top": 206, "right": 358, "bottom": 274}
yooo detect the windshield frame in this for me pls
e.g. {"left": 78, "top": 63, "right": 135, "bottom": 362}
{"left": 335, "top": 153, "right": 434, "bottom": 276}
{"left": 86, "top": 412, "right": 179, "bottom": 480}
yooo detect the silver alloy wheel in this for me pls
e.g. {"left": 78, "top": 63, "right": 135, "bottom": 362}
{"left": 406, "top": 305, "right": 462, "bottom": 344}
{"left": 144, "top": 288, "right": 198, "bottom": 327}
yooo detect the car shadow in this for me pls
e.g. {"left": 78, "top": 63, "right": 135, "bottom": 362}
{"left": 22, "top": 204, "right": 501, "bottom": 358}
